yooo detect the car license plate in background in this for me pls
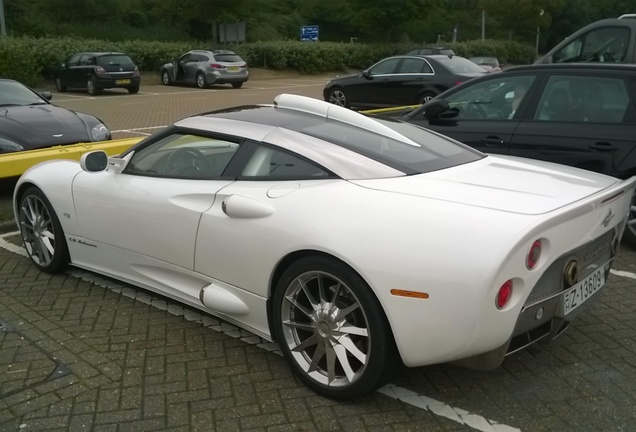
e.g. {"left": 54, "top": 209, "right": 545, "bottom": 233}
{"left": 116, "top": 79, "right": 131, "bottom": 84}
{"left": 228, "top": 66, "right": 240, "bottom": 72}
{"left": 562, "top": 267, "right": 605, "bottom": 315}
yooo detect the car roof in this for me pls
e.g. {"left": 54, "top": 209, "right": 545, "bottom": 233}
{"left": 75, "top": 52, "right": 126, "bottom": 56}
{"left": 505, "top": 62, "right": 636, "bottom": 73}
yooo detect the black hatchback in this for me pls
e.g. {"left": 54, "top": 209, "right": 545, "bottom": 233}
{"left": 55, "top": 52, "right": 141, "bottom": 95}
{"left": 385, "top": 63, "right": 636, "bottom": 246}
{"left": 323, "top": 54, "right": 486, "bottom": 109}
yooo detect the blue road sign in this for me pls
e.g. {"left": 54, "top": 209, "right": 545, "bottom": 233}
{"left": 300, "top": 25, "right": 319, "bottom": 42}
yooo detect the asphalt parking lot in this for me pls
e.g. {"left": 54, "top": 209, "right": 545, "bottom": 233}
{"left": 1, "top": 73, "right": 636, "bottom": 431}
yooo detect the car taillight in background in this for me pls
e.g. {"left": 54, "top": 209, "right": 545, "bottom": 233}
{"left": 455, "top": 81, "right": 463, "bottom": 86}
{"left": 95, "top": 66, "right": 107, "bottom": 75}
{"left": 210, "top": 63, "right": 224, "bottom": 69}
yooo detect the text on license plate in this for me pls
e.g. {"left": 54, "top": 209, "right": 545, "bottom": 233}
{"left": 227, "top": 66, "right": 240, "bottom": 72}
{"left": 116, "top": 79, "right": 131, "bottom": 84}
{"left": 562, "top": 267, "right": 605, "bottom": 315}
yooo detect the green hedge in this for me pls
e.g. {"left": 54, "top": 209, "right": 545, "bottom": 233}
{"left": 0, "top": 36, "right": 535, "bottom": 86}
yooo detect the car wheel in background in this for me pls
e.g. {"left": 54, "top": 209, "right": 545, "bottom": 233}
{"left": 18, "top": 187, "right": 69, "bottom": 274}
{"left": 55, "top": 77, "right": 67, "bottom": 92}
{"left": 622, "top": 192, "right": 636, "bottom": 249}
{"left": 272, "top": 256, "right": 398, "bottom": 399}
{"left": 161, "top": 70, "right": 172, "bottom": 86}
{"left": 419, "top": 91, "right": 437, "bottom": 104}
{"left": 196, "top": 72, "right": 208, "bottom": 89}
{"left": 328, "top": 88, "right": 349, "bottom": 108}
{"left": 231, "top": 82, "right": 243, "bottom": 88}
{"left": 127, "top": 86, "right": 140, "bottom": 94}
{"left": 86, "top": 77, "right": 101, "bottom": 95}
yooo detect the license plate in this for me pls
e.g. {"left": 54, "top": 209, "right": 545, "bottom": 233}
{"left": 116, "top": 79, "right": 131, "bottom": 85}
{"left": 561, "top": 266, "right": 605, "bottom": 315}
{"left": 227, "top": 66, "right": 240, "bottom": 72}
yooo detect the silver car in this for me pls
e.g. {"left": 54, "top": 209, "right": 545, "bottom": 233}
{"left": 160, "top": 50, "right": 249, "bottom": 89}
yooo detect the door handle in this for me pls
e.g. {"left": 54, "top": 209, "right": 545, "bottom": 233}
{"left": 588, "top": 142, "right": 618, "bottom": 152}
{"left": 481, "top": 136, "right": 504, "bottom": 146}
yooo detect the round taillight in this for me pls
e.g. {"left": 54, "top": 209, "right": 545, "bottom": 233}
{"left": 496, "top": 280, "right": 513, "bottom": 309}
{"left": 527, "top": 240, "right": 542, "bottom": 269}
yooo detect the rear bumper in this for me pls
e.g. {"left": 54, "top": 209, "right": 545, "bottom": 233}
{"left": 94, "top": 76, "right": 140, "bottom": 89}
{"left": 206, "top": 71, "right": 249, "bottom": 84}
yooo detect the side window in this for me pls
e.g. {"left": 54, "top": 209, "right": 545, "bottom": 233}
{"left": 553, "top": 27, "right": 630, "bottom": 63}
{"left": 398, "top": 58, "right": 429, "bottom": 74}
{"left": 443, "top": 75, "right": 536, "bottom": 120}
{"left": 369, "top": 58, "right": 400, "bottom": 75}
{"left": 240, "top": 145, "right": 330, "bottom": 179}
{"left": 534, "top": 75, "right": 631, "bottom": 124}
{"left": 124, "top": 133, "right": 240, "bottom": 179}
{"left": 67, "top": 55, "right": 81, "bottom": 67}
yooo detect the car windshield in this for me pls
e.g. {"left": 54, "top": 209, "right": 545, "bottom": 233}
{"left": 286, "top": 116, "right": 484, "bottom": 174}
{"left": 0, "top": 80, "right": 46, "bottom": 106}
{"left": 214, "top": 54, "right": 243, "bottom": 63}
{"left": 470, "top": 57, "right": 499, "bottom": 66}
{"left": 97, "top": 55, "right": 134, "bottom": 66}
{"left": 436, "top": 56, "right": 489, "bottom": 74}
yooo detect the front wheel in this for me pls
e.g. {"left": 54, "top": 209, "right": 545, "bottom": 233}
{"left": 418, "top": 91, "right": 437, "bottom": 104}
{"left": 273, "top": 256, "right": 398, "bottom": 400}
{"left": 87, "top": 77, "right": 101, "bottom": 95}
{"left": 161, "top": 70, "right": 172, "bottom": 86}
{"left": 196, "top": 72, "right": 208, "bottom": 89}
{"left": 127, "top": 86, "right": 140, "bottom": 94}
{"left": 18, "top": 187, "right": 69, "bottom": 274}
{"left": 327, "top": 88, "right": 349, "bottom": 108}
{"left": 622, "top": 191, "right": 636, "bottom": 249}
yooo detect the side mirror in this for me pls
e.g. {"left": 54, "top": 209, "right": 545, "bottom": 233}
{"left": 80, "top": 150, "right": 108, "bottom": 172}
{"left": 361, "top": 70, "right": 374, "bottom": 80}
{"left": 41, "top": 91, "right": 52, "bottom": 101}
{"left": 421, "top": 99, "right": 450, "bottom": 119}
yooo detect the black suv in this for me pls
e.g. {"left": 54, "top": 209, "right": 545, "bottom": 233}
{"left": 55, "top": 52, "right": 141, "bottom": 95}
{"left": 384, "top": 63, "right": 636, "bottom": 246}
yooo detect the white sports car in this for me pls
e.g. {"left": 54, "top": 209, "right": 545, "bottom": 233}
{"left": 14, "top": 94, "right": 636, "bottom": 399}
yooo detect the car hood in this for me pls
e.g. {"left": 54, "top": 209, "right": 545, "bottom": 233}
{"left": 350, "top": 155, "right": 618, "bottom": 215}
{"left": 0, "top": 105, "right": 90, "bottom": 150}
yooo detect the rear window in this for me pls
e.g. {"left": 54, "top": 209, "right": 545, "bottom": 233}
{"left": 97, "top": 55, "right": 134, "bottom": 66}
{"left": 214, "top": 54, "right": 243, "bottom": 63}
{"left": 436, "top": 57, "right": 488, "bottom": 74}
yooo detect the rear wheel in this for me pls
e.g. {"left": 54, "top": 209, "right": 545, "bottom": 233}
{"left": 18, "top": 187, "right": 69, "bottom": 274}
{"left": 273, "top": 256, "right": 398, "bottom": 399}
{"left": 87, "top": 77, "right": 101, "bottom": 95}
{"left": 196, "top": 72, "right": 208, "bottom": 89}
{"left": 127, "top": 86, "right": 140, "bottom": 94}
{"left": 327, "top": 88, "right": 348, "bottom": 108}
{"left": 419, "top": 91, "right": 437, "bottom": 104}
{"left": 161, "top": 70, "right": 172, "bottom": 86}
{"left": 231, "top": 82, "right": 243, "bottom": 89}
{"left": 55, "top": 77, "right": 67, "bottom": 92}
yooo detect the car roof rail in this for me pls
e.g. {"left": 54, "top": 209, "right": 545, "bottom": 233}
{"left": 273, "top": 94, "right": 418, "bottom": 146}
{"left": 618, "top": 14, "right": 636, "bottom": 19}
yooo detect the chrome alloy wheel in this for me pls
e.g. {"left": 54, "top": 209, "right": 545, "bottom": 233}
{"left": 281, "top": 270, "right": 370, "bottom": 387}
{"left": 328, "top": 89, "right": 347, "bottom": 107}
{"left": 20, "top": 194, "right": 56, "bottom": 267}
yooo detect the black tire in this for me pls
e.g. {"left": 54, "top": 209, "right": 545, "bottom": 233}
{"left": 127, "top": 86, "right": 140, "bottom": 94}
{"left": 327, "top": 87, "right": 349, "bottom": 108}
{"left": 55, "top": 76, "right": 67, "bottom": 92}
{"left": 161, "top": 70, "right": 172, "bottom": 86}
{"left": 622, "top": 190, "right": 636, "bottom": 249}
{"left": 18, "top": 187, "right": 69, "bottom": 274}
{"left": 196, "top": 72, "right": 208, "bottom": 89}
{"left": 87, "top": 77, "right": 101, "bottom": 95}
{"left": 419, "top": 91, "right": 437, "bottom": 104}
{"left": 231, "top": 82, "right": 243, "bottom": 89}
{"left": 272, "top": 256, "right": 398, "bottom": 400}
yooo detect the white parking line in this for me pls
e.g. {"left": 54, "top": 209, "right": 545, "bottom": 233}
{"left": 2, "top": 230, "right": 635, "bottom": 431}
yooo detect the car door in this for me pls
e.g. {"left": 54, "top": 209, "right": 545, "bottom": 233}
{"left": 184, "top": 54, "right": 203, "bottom": 83}
{"left": 390, "top": 57, "right": 435, "bottom": 105}
{"left": 407, "top": 73, "right": 539, "bottom": 154}
{"left": 509, "top": 73, "right": 636, "bottom": 177}
{"left": 71, "top": 131, "right": 240, "bottom": 301}
{"left": 175, "top": 53, "right": 191, "bottom": 82}
{"left": 348, "top": 57, "right": 402, "bottom": 106}
{"left": 61, "top": 54, "right": 81, "bottom": 88}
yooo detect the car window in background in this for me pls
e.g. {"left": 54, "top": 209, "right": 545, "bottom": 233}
{"left": 369, "top": 58, "right": 400, "bottom": 75}
{"left": 97, "top": 55, "right": 134, "bottom": 66}
{"left": 553, "top": 27, "right": 630, "bottom": 63}
{"left": 398, "top": 58, "right": 431, "bottom": 74}
{"left": 534, "top": 75, "right": 632, "bottom": 123}
{"left": 68, "top": 54, "right": 81, "bottom": 66}
{"left": 434, "top": 56, "right": 490, "bottom": 74}
{"left": 443, "top": 75, "right": 536, "bottom": 120}
{"left": 470, "top": 57, "right": 500, "bottom": 67}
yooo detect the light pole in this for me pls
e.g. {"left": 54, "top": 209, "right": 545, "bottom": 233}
{"left": 0, "top": 0, "right": 6, "bottom": 37}
{"left": 535, "top": 9, "right": 544, "bottom": 58}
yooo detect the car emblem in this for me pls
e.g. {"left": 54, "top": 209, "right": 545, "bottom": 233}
{"left": 119, "top": 67, "right": 123, "bottom": 72}
{"left": 53, "top": 134, "right": 64, "bottom": 138}
{"left": 602, "top": 209, "right": 615, "bottom": 227}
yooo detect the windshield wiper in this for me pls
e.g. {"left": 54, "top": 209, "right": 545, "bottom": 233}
{"left": 26, "top": 102, "right": 47, "bottom": 106}
{"left": 0, "top": 103, "right": 21, "bottom": 107}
